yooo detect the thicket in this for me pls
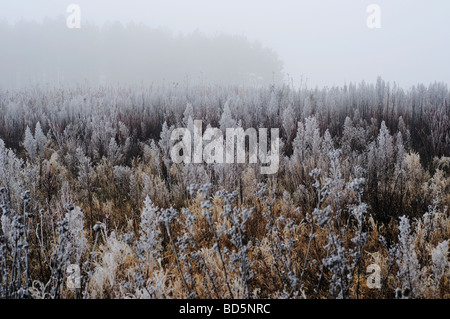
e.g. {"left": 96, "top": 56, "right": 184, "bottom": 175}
{"left": 0, "top": 78, "right": 448, "bottom": 298}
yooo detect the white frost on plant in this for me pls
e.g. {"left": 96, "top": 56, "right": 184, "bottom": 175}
{"left": 431, "top": 240, "right": 448, "bottom": 284}
{"left": 24, "top": 126, "right": 37, "bottom": 160}
{"left": 396, "top": 215, "right": 422, "bottom": 297}
{"left": 138, "top": 196, "right": 162, "bottom": 261}
{"left": 65, "top": 206, "right": 88, "bottom": 265}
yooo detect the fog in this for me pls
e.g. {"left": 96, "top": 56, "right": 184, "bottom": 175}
{"left": 0, "top": 18, "right": 283, "bottom": 89}
{"left": 1, "top": 0, "right": 450, "bottom": 89}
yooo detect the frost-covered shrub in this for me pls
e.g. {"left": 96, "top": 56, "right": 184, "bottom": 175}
{"left": 431, "top": 240, "right": 448, "bottom": 289}
{"left": 65, "top": 206, "right": 88, "bottom": 265}
{"left": 138, "top": 197, "right": 162, "bottom": 261}
{"left": 88, "top": 231, "right": 136, "bottom": 298}
{"left": 396, "top": 216, "right": 423, "bottom": 298}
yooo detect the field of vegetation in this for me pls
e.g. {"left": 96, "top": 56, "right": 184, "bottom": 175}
{"left": 0, "top": 78, "right": 449, "bottom": 298}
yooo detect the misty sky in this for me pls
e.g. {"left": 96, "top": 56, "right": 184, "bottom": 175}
{"left": 1, "top": 0, "right": 450, "bottom": 88}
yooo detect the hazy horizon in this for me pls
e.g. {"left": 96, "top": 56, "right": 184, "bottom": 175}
{"left": 1, "top": 0, "right": 450, "bottom": 89}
